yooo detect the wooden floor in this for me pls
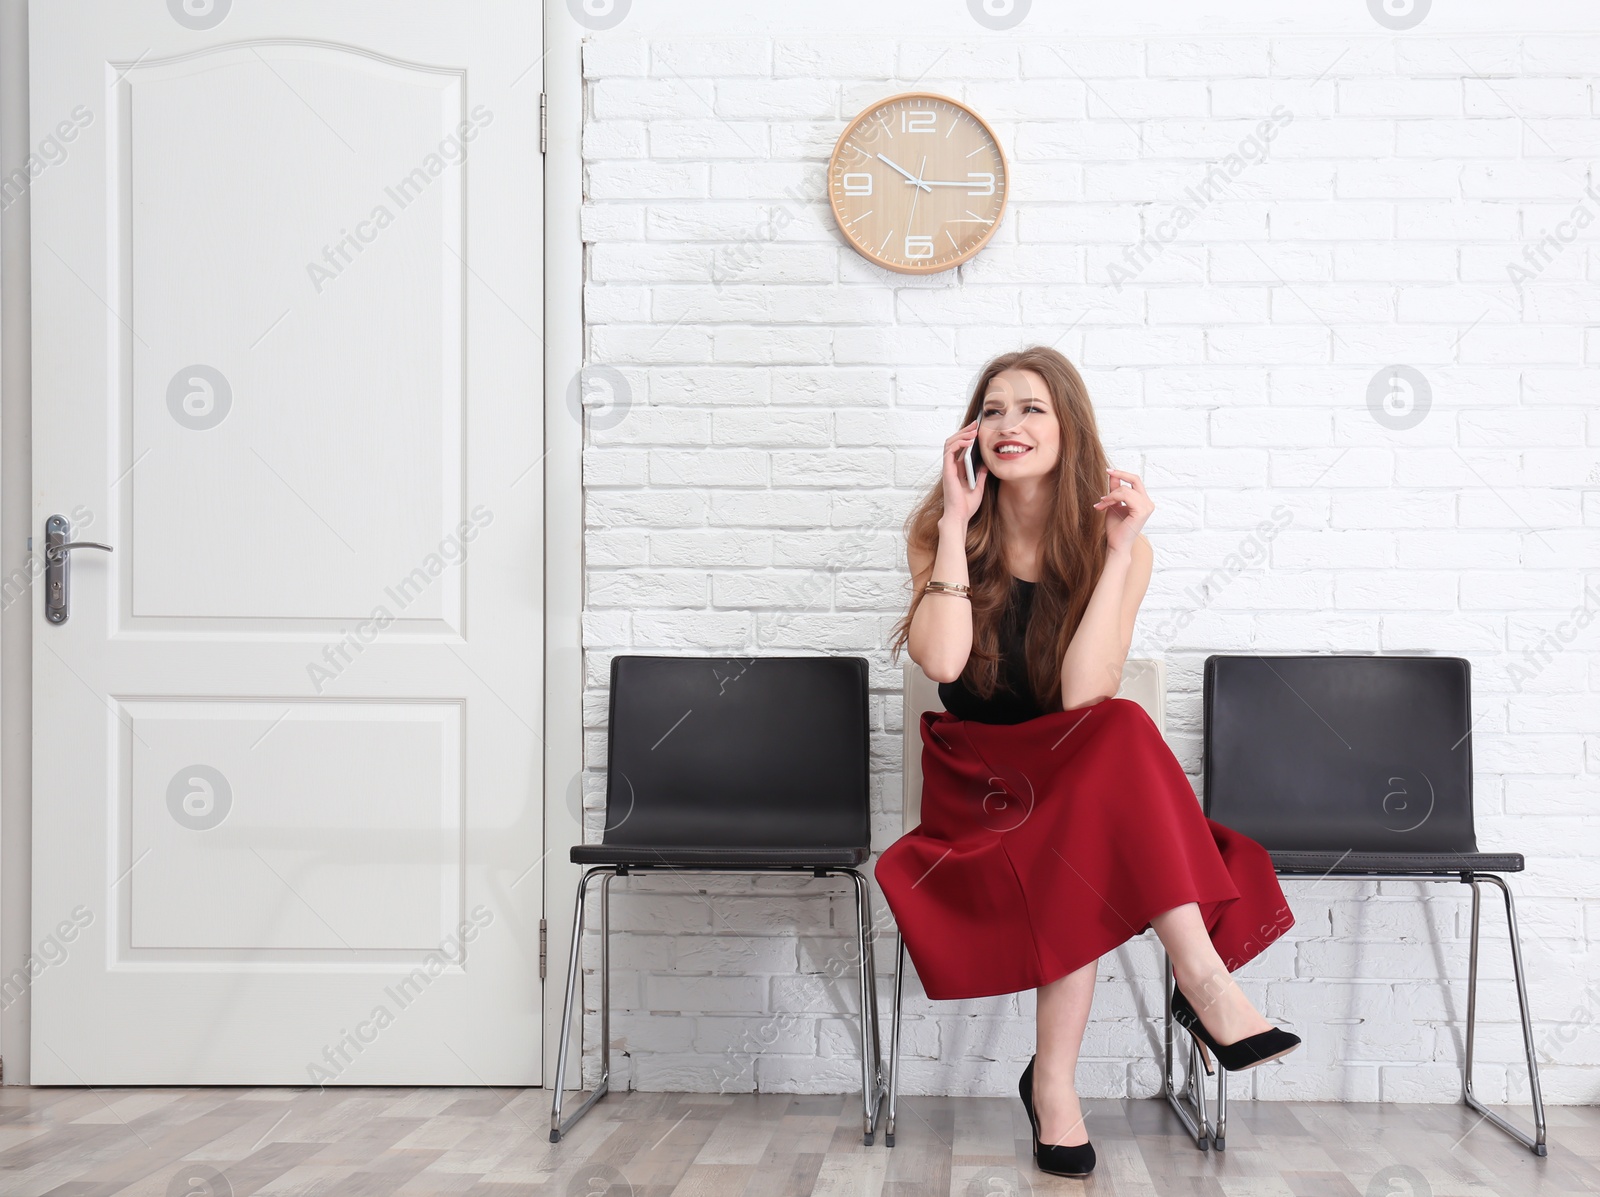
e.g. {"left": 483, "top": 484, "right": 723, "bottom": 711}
{"left": 0, "top": 1084, "right": 1590, "bottom": 1196}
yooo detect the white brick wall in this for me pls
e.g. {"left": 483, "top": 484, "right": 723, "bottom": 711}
{"left": 574, "top": 30, "right": 1600, "bottom": 1106}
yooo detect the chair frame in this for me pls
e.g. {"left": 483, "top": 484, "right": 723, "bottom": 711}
{"left": 1160, "top": 952, "right": 1220, "bottom": 1149}
{"left": 550, "top": 862, "right": 890, "bottom": 1146}
{"left": 1165, "top": 652, "right": 1549, "bottom": 1157}
{"left": 1162, "top": 866, "right": 1547, "bottom": 1156}
{"left": 887, "top": 906, "right": 1223, "bottom": 1152}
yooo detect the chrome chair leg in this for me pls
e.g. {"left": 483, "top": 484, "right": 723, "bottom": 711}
{"left": 860, "top": 885, "right": 887, "bottom": 1105}
{"left": 1212, "top": 1048, "right": 1228, "bottom": 1150}
{"left": 885, "top": 933, "right": 904, "bottom": 1147}
{"left": 1463, "top": 872, "right": 1549, "bottom": 1156}
{"left": 1161, "top": 952, "right": 1213, "bottom": 1150}
{"left": 866, "top": 875, "right": 890, "bottom": 1139}
{"left": 550, "top": 866, "right": 617, "bottom": 1142}
{"left": 601, "top": 870, "right": 614, "bottom": 1098}
{"left": 848, "top": 869, "right": 887, "bottom": 1145}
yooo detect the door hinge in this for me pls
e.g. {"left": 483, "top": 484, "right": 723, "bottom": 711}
{"left": 539, "top": 918, "right": 547, "bottom": 980}
{"left": 539, "top": 92, "right": 547, "bottom": 154}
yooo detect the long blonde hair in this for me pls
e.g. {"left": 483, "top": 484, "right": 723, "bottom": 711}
{"left": 887, "top": 346, "right": 1110, "bottom": 713}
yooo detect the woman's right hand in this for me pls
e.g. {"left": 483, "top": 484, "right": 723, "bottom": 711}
{"left": 941, "top": 417, "right": 988, "bottom": 526}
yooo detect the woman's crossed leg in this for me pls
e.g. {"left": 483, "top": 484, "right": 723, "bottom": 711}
{"left": 1033, "top": 901, "right": 1272, "bottom": 1146}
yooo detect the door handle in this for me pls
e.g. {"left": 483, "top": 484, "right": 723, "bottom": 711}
{"left": 44, "top": 514, "right": 112, "bottom": 624}
{"left": 45, "top": 539, "right": 113, "bottom": 562}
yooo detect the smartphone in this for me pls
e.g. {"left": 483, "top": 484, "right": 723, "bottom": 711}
{"left": 964, "top": 413, "right": 981, "bottom": 489}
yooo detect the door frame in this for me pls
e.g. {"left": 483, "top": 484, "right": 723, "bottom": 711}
{"left": 542, "top": 5, "right": 586, "bottom": 1097}
{"left": 0, "top": 0, "right": 588, "bottom": 1087}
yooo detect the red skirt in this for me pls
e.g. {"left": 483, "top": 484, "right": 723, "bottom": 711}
{"left": 874, "top": 697, "right": 1293, "bottom": 1001}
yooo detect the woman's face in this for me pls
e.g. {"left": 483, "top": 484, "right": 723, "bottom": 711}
{"left": 977, "top": 367, "right": 1060, "bottom": 481}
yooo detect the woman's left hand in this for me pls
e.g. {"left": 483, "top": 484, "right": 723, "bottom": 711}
{"left": 1094, "top": 468, "right": 1153, "bottom": 554}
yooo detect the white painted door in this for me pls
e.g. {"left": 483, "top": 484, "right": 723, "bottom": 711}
{"left": 29, "top": 0, "right": 545, "bottom": 1084}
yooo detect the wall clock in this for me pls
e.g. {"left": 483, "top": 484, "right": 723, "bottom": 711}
{"left": 826, "top": 91, "right": 1009, "bottom": 275}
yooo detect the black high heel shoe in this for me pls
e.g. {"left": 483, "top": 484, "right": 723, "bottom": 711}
{"left": 1018, "top": 1055, "right": 1096, "bottom": 1178}
{"left": 1169, "top": 979, "right": 1301, "bottom": 1073}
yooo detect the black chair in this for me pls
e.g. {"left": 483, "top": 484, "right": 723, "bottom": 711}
{"left": 1160, "top": 653, "right": 1547, "bottom": 1156}
{"left": 549, "top": 654, "right": 888, "bottom": 1145}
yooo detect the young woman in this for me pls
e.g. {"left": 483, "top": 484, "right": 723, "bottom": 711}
{"left": 875, "top": 346, "right": 1300, "bottom": 1180}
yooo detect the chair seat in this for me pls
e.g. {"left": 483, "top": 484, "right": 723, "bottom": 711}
{"left": 1270, "top": 849, "right": 1524, "bottom": 876}
{"left": 571, "top": 843, "right": 869, "bottom": 867}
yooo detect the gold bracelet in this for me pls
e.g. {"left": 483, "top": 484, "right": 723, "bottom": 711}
{"left": 923, "top": 580, "right": 971, "bottom": 598}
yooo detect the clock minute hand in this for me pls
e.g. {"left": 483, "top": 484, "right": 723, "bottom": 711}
{"left": 876, "top": 153, "right": 932, "bottom": 192}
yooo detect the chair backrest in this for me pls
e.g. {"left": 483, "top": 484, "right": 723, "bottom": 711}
{"left": 1203, "top": 653, "right": 1480, "bottom": 854}
{"left": 901, "top": 658, "right": 1168, "bottom": 832}
{"left": 605, "top": 655, "right": 871, "bottom": 850}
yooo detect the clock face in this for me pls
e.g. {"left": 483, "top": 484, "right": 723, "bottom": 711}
{"left": 827, "top": 92, "right": 1009, "bottom": 275}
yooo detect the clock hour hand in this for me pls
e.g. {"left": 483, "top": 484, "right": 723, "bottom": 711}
{"left": 876, "top": 153, "right": 932, "bottom": 192}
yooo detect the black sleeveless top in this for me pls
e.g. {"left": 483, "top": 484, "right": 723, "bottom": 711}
{"left": 937, "top": 576, "right": 1049, "bottom": 724}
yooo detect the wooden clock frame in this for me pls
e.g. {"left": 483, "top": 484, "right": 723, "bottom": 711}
{"left": 825, "top": 90, "right": 1010, "bottom": 276}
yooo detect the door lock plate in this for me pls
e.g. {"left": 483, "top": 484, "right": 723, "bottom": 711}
{"left": 44, "top": 514, "right": 113, "bottom": 624}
